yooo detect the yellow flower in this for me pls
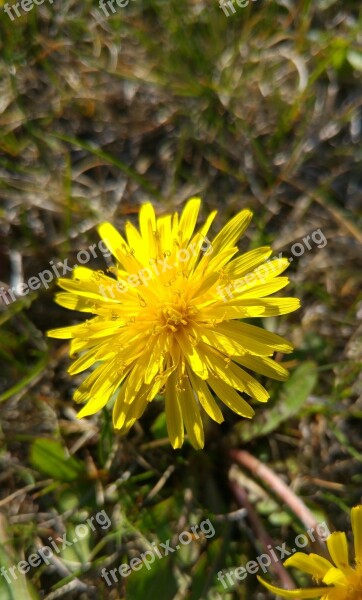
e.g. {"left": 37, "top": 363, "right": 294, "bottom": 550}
{"left": 48, "top": 198, "right": 299, "bottom": 449}
{"left": 258, "top": 505, "right": 362, "bottom": 600}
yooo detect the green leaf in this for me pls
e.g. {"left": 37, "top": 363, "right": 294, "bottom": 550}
{"left": 135, "top": 497, "right": 177, "bottom": 542}
{"left": 30, "top": 439, "right": 85, "bottom": 482}
{"left": 238, "top": 362, "right": 318, "bottom": 442}
{"left": 60, "top": 524, "right": 92, "bottom": 565}
{"left": 0, "top": 353, "right": 48, "bottom": 404}
{"left": 0, "top": 514, "right": 40, "bottom": 600}
{"left": 269, "top": 511, "right": 293, "bottom": 526}
{"left": 151, "top": 412, "right": 168, "bottom": 439}
{"left": 188, "top": 538, "right": 227, "bottom": 600}
{"left": 347, "top": 50, "right": 362, "bottom": 72}
{"left": 125, "top": 557, "right": 178, "bottom": 600}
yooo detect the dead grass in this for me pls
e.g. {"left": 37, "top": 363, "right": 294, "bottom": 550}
{"left": 0, "top": 0, "right": 362, "bottom": 598}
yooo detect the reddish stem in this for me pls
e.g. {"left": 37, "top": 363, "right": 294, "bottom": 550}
{"left": 229, "top": 479, "right": 296, "bottom": 588}
{"left": 230, "top": 449, "right": 327, "bottom": 555}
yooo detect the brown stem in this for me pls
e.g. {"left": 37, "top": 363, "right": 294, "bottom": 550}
{"left": 230, "top": 449, "right": 328, "bottom": 556}
{"left": 229, "top": 479, "right": 296, "bottom": 588}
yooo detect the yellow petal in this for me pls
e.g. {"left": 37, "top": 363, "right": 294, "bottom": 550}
{"left": 254, "top": 257, "right": 291, "bottom": 279}
{"left": 146, "top": 363, "right": 177, "bottom": 399}
{"left": 113, "top": 385, "right": 150, "bottom": 431}
{"left": 187, "top": 369, "right": 224, "bottom": 423}
{"left": 68, "top": 351, "right": 99, "bottom": 375}
{"left": 177, "top": 331, "right": 208, "bottom": 379}
{"left": 198, "top": 246, "right": 238, "bottom": 277}
{"left": 234, "top": 277, "right": 290, "bottom": 299}
{"left": 76, "top": 361, "right": 127, "bottom": 417}
{"left": 210, "top": 297, "right": 300, "bottom": 320}
{"left": 322, "top": 566, "right": 347, "bottom": 586}
{"left": 217, "top": 321, "right": 294, "bottom": 354}
{"left": 77, "top": 390, "right": 112, "bottom": 418}
{"left": 208, "top": 376, "right": 255, "bottom": 418}
{"left": 139, "top": 203, "right": 157, "bottom": 258}
{"left": 98, "top": 222, "right": 141, "bottom": 271}
{"left": 112, "top": 379, "right": 128, "bottom": 428}
{"left": 191, "top": 271, "right": 220, "bottom": 299}
{"left": 143, "top": 336, "right": 165, "bottom": 384}
{"left": 89, "top": 358, "right": 121, "bottom": 398}
{"left": 210, "top": 209, "right": 253, "bottom": 254}
{"left": 200, "top": 347, "right": 244, "bottom": 391}
{"left": 351, "top": 505, "right": 362, "bottom": 564}
{"left": 73, "top": 366, "right": 105, "bottom": 403}
{"left": 326, "top": 532, "right": 350, "bottom": 571}
{"left": 234, "top": 354, "right": 289, "bottom": 381}
{"left": 284, "top": 553, "right": 333, "bottom": 580}
{"left": 185, "top": 209, "right": 217, "bottom": 273}
{"left": 71, "top": 266, "right": 109, "bottom": 282}
{"left": 202, "top": 347, "right": 269, "bottom": 402}
{"left": 171, "top": 211, "right": 179, "bottom": 239}
{"left": 227, "top": 246, "right": 273, "bottom": 277}
{"left": 227, "top": 362, "right": 269, "bottom": 402}
{"left": 157, "top": 214, "right": 173, "bottom": 252}
{"left": 55, "top": 292, "right": 100, "bottom": 313}
{"left": 125, "top": 220, "right": 148, "bottom": 265}
{"left": 229, "top": 257, "right": 291, "bottom": 292}
{"left": 165, "top": 371, "right": 184, "bottom": 449}
{"left": 198, "top": 326, "right": 249, "bottom": 357}
{"left": 47, "top": 324, "right": 84, "bottom": 339}
{"left": 178, "top": 197, "right": 201, "bottom": 246}
{"left": 178, "top": 376, "right": 204, "bottom": 449}
{"left": 194, "top": 209, "right": 217, "bottom": 241}
{"left": 56, "top": 277, "right": 120, "bottom": 302}
{"left": 257, "top": 576, "right": 332, "bottom": 598}
{"left": 123, "top": 362, "right": 147, "bottom": 405}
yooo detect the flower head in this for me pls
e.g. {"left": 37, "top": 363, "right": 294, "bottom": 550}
{"left": 258, "top": 505, "right": 362, "bottom": 600}
{"left": 48, "top": 198, "right": 299, "bottom": 448}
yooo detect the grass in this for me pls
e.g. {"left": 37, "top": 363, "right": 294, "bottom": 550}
{"left": 0, "top": 0, "right": 362, "bottom": 598}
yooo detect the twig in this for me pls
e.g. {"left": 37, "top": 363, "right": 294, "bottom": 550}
{"left": 230, "top": 449, "right": 327, "bottom": 555}
{"left": 229, "top": 479, "right": 295, "bottom": 588}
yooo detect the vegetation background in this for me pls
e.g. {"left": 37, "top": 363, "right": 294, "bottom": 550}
{"left": 0, "top": 0, "right": 361, "bottom": 598}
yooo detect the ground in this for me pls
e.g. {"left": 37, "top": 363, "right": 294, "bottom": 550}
{"left": 0, "top": 0, "right": 361, "bottom": 599}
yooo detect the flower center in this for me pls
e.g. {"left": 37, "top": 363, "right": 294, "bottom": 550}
{"left": 161, "top": 307, "right": 188, "bottom": 332}
{"left": 154, "top": 301, "right": 198, "bottom": 334}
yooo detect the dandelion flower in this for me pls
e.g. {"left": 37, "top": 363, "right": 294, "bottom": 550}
{"left": 258, "top": 505, "right": 362, "bottom": 600}
{"left": 48, "top": 199, "right": 299, "bottom": 449}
